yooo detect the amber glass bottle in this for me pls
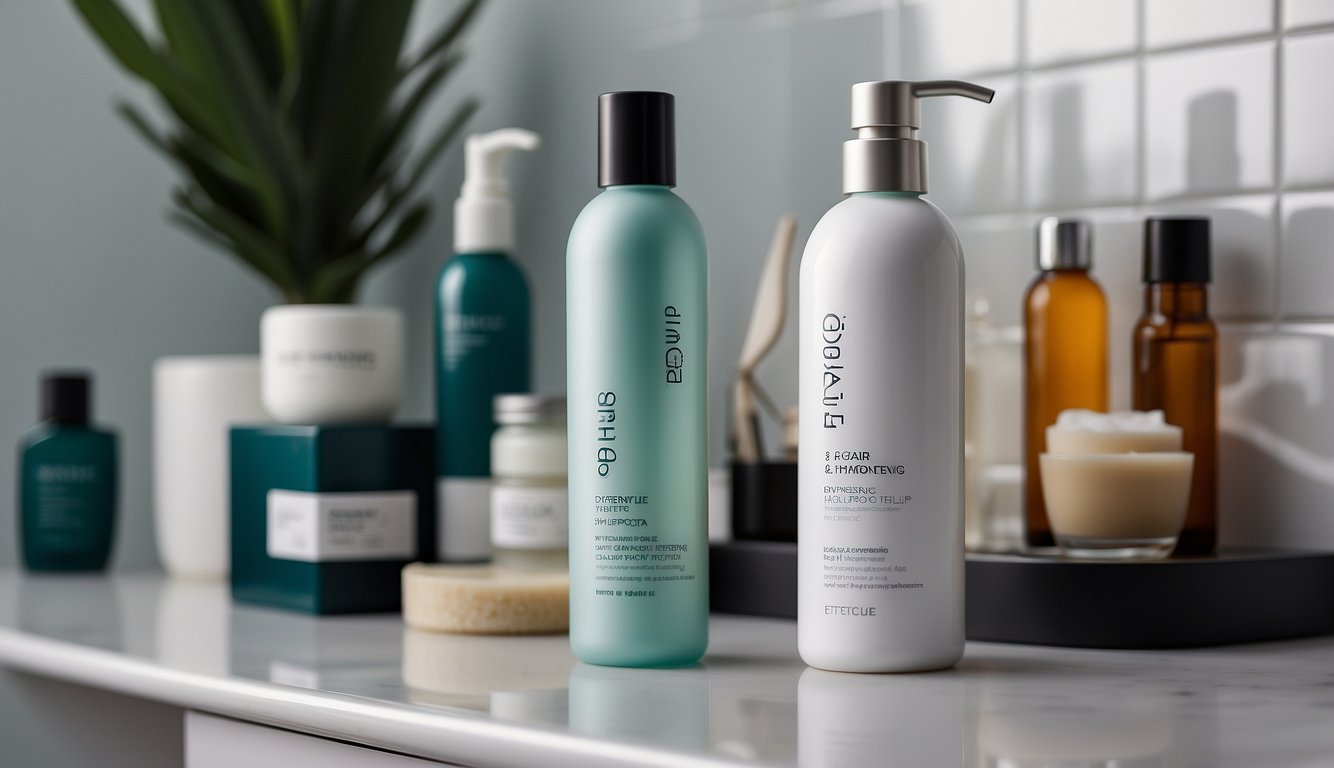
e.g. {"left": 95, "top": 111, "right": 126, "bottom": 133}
{"left": 1023, "top": 219, "right": 1108, "bottom": 548}
{"left": 1132, "top": 218, "right": 1217, "bottom": 554}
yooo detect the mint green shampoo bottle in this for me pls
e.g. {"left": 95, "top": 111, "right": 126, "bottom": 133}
{"left": 436, "top": 129, "right": 539, "bottom": 562}
{"left": 567, "top": 92, "right": 709, "bottom": 667}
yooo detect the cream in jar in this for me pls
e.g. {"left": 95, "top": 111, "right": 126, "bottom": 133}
{"left": 490, "top": 394, "right": 567, "bottom": 569}
{"left": 1040, "top": 410, "right": 1193, "bottom": 559}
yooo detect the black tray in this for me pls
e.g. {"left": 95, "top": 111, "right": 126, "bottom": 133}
{"left": 709, "top": 542, "right": 1334, "bottom": 648}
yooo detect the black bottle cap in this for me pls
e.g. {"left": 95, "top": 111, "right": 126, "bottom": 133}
{"left": 42, "top": 372, "right": 91, "bottom": 425}
{"left": 1143, "top": 217, "right": 1211, "bottom": 284}
{"left": 598, "top": 91, "right": 676, "bottom": 188}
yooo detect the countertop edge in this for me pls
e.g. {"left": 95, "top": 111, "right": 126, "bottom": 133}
{"left": 0, "top": 627, "right": 743, "bottom": 768}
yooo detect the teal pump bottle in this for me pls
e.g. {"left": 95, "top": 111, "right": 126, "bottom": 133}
{"left": 19, "top": 373, "right": 118, "bottom": 571}
{"left": 567, "top": 92, "right": 709, "bottom": 667}
{"left": 436, "top": 128, "right": 539, "bottom": 561}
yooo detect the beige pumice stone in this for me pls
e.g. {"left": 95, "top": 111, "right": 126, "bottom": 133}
{"left": 402, "top": 563, "right": 569, "bottom": 635}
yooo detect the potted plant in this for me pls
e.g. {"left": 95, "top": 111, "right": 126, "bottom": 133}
{"left": 72, "top": 0, "right": 483, "bottom": 424}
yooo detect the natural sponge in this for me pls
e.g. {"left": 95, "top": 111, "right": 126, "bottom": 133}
{"left": 402, "top": 563, "right": 569, "bottom": 635}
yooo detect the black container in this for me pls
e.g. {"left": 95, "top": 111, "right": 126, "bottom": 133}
{"left": 731, "top": 462, "right": 797, "bottom": 542}
{"left": 709, "top": 544, "right": 1334, "bottom": 648}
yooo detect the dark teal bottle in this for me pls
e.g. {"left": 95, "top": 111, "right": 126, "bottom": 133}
{"left": 18, "top": 373, "right": 118, "bottom": 571}
{"left": 435, "top": 128, "right": 538, "bottom": 561}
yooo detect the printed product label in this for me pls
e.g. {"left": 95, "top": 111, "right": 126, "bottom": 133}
{"left": 442, "top": 312, "right": 506, "bottom": 369}
{"left": 32, "top": 463, "right": 99, "bottom": 537}
{"left": 798, "top": 239, "right": 964, "bottom": 640}
{"left": 491, "top": 485, "right": 568, "bottom": 549}
{"left": 574, "top": 303, "right": 704, "bottom": 602}
{"left": 266, "top": 489, "right": 416, "bottom": 562}
{"left": 273, "top": 349, "right": 378, "bottom": 372}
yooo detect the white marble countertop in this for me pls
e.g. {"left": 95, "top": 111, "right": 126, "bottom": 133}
{"left": 0, "top": 569, "right": 1332, "bottom": 767}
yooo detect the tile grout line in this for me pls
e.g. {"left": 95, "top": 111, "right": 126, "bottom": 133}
{"left": 1015, "top": 0, "right": 1028, "bottom": 212}
{"left": 1273, "top": 0, "right": 1286, "bottom": 327}
{"left": 1134, "top": 0, "right": 1147, "bottom": 212}
{"left": 1143, "top": 27, "right": 1285, "bottom": 57}
{"left": 957, "top": 26, "right": 1332, "bottom": 84}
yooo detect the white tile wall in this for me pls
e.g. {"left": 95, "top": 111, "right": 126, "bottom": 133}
{"left": 1279, "top": 191, "right": 1334, "bottom": 317}
{"left": 1282, "top": 32, "right": 1334, "bottom": 187}
{"left": 1220, "top": 325, "right": 1334, "bottom": 549}
{"left": 1024, "top": 60, "right": 1138, "bottom": 209}
{"left": 900, "top": 0, "right": 1020, "bottom": 77}
{"left": 1146, "top": 0, "right": 1274, "bottom": 49}
{"left": 1284, "top": 0, "right": 1334, "bottom": 29}
{"left": 1144, "top": 43, "right": 1276, "bottom": 200}
{"left": 1026, "top": 0, "right": 1137, "bottom": 67}
{"left": 1084, "top": 210, "right": 1143, "bottom": 411}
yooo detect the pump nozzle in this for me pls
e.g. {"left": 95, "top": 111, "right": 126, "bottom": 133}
{"left": 844, "top": 79, "right": 993, "bottom": 194}
{"left": 455, "top": 128, "right": 541, "bottom": 252}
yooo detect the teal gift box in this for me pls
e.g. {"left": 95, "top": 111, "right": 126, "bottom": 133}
{"left": 230, "top": 425, "right": 436, "bottom": 614}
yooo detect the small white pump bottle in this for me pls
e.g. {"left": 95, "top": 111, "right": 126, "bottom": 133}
{"left": 798, "top": 80, "right": 993, "bottom": 673}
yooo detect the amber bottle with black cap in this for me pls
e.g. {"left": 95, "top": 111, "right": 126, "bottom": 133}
{"left": 1132, "top": 217, "right": 1217, "bottom": 554}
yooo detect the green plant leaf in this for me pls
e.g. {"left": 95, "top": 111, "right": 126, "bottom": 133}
{"left": 145, "top": 1, "right": 252, "bottom": 164}
{"left": 370, "top": 202, "right": 430, "bottom": 258}
{"left": 152, "top": 0, "right": 208, "bottom": 80}
{"left": 370, "top": 53, "right": 460, "bottom": 176}
{"left": 401, "top": 0, "right": 484, "bottom": 76}
{"left": 172, "top": 189, "right": 298, "bottom": 293}
{"left": 307, "top": 250, "right": 372, "bottom": 305}
{"left": 347, "top": 53, "right": 460, "bottom": 222}
{"left": 73, "top": 0, "right": 485, "bottom": 303}
{"left": 69, "top": 0, "right": 236, "bottom": 154}
{"left": 170, "top": 2, "right": 297, "bottom": 238}
{"left": 115, "top": 101, "right": 172, "bottom": 155}
{"left": 232, "top": 0, "right": 285, "bottom": 92}
{"left": 402, "top": 97, "right": 480, "bottom": 193}
{"left": 168, "top": 209, "right": 238, "bottom": 251}
{"left": 350, "top": 96, "right": 477, "bottom": 252}
{"left": 262, "top": 0, "right": 301, "bottom": 73}
{"left": 71, "top": 0, "right": 171, "bottom": 84}
{"left": 295, "top": 0, "right": 415, "bottom": 274}
{"left": 118, "top": 102, "right": 268, "bottom": 230}
{"left": 309, "top": 202, "right": 429, "bottom": 304}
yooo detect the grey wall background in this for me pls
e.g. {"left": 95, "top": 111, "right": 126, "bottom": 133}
{"left": 4, "top": 0, "right": 1334, "bottom": 570}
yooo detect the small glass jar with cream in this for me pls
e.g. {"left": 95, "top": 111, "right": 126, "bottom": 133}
{"left": 1040, "top": 410, "right": 1193, "bottom": 559}
{"left": 490, "top": 394, "right": 567, "bottom": 570}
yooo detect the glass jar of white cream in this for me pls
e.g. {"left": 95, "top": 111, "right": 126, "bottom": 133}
{"left": 490, "top": 394, "right": 567, "bottom": 569}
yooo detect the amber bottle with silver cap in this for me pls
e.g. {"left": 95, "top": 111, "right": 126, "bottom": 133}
{"left": 799, "top": 79, "right": 992, "bottom": 673}
{"left": 1022, "top": 218, "right": 1109, "bottom": 549}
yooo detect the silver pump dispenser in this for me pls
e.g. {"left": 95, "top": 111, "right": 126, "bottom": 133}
{"left": 1036, "top": 217, "right": 1093, "bottom": 271}
{"left": 843, "top": 80, "right": 994, "bottom": 194}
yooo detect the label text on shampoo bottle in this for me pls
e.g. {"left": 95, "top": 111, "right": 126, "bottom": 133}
{"left": 665, "top": 306, "right": 685, "bottom": 383}
{"left": 595, "top": 391, "right": 617, "bottom": 477}
{"left": 822, "top": 313, "right": 846, "bottom": 428}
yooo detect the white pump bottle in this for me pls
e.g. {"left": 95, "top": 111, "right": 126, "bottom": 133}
{"left": 798, "top": 80, "right": 993, "bottom": 673}
{"left": 453, "top": 128, "right": 541, "bottom": 252}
